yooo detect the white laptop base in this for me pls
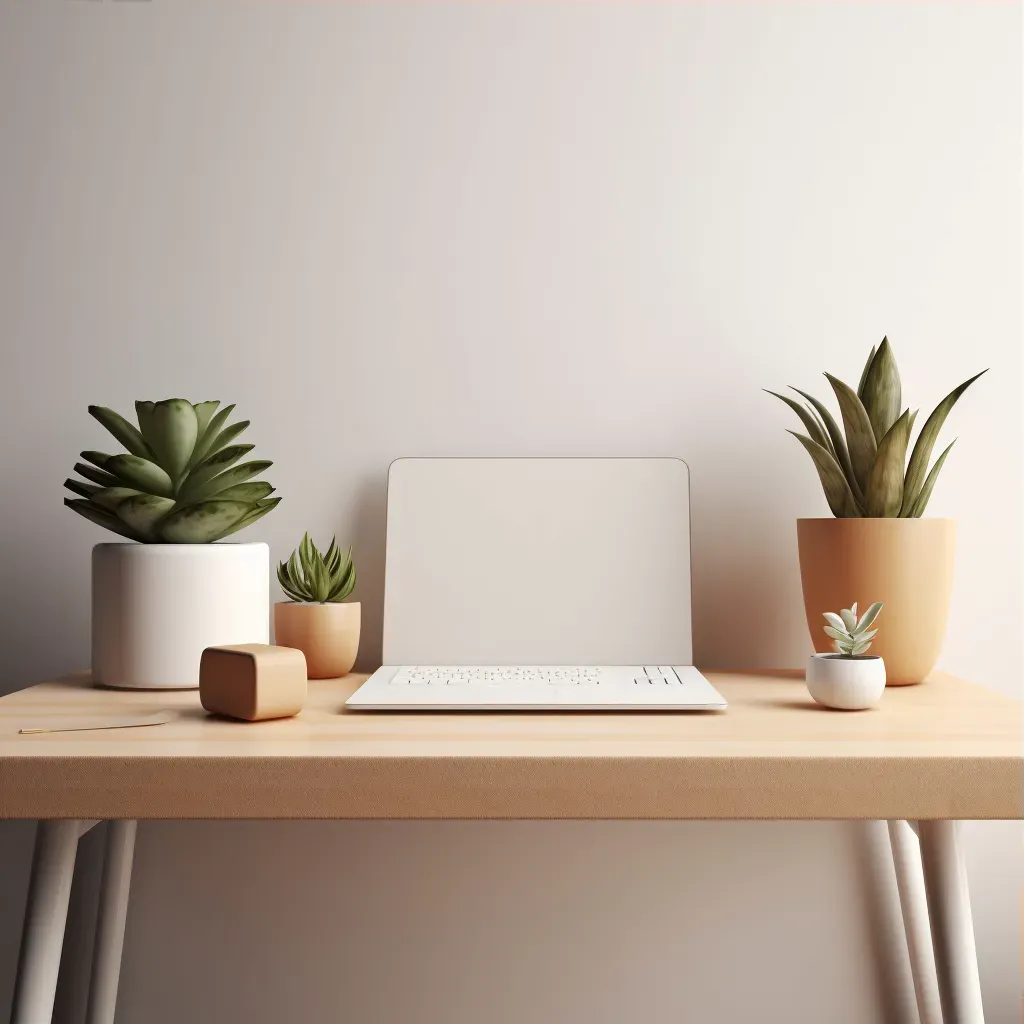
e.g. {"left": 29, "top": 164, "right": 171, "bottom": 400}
{"left": 346, "top": 665, "right": 727, "bottom": 711}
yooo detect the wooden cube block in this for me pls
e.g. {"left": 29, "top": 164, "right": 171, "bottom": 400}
{"left": 199, "top": 644, "right": 307, "bottom": 721}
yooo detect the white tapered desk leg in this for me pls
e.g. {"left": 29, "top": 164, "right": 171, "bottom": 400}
{"left": 888, "top": 820, "right": 942, "bottom": 1024}
{"left": 11, "top": 820, "right": 83, "bottom": 1024}
{"left": 85, "top": 820, "right": 138, "bottom": 1024}
{"left": 918, "top": 820, "right": 985, "bottom": 1024}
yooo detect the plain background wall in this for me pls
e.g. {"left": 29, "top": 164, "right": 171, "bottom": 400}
{"left": 0, "top": 2, "right": 1020, "bottom": 1021}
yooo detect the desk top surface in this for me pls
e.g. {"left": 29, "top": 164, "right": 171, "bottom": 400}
{"left": 0, "top": 670, "right": 1019, "bottom": 820}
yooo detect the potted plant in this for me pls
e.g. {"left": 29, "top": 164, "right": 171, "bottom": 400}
{"left": 768, "top": 337, "right": 985, "bottom": 684}
{"left": 806, "top": 602, "right": 886, "bottom": 709}
{"left": 64, "top": 399, "right": 280, "bottom": 689}
{"left": 274, "top": 533, "right": 360, "bottom": 678}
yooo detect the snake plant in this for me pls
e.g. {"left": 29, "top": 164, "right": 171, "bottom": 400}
{"left": 277, "top": 533, "right": 356, "bottom": 603}
{"left": 64, "top": 399, "right": 279, "bottom": 542}
{"left": 767, "top": 338, "right": 985, "bottom": 517}
{"left": 822, "top": 602, "right": 883, "bottom": 656}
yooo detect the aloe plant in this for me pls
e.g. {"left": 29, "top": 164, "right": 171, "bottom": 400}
{"left": 277, "top": 533, "right": 356, "bottom": 603}
{"left": 823, "top": 602, "right": 883, "bottom": 656}
{"left": 64, "top": 400, "right": 279, "bottom": 542}
{"left": 767, "top": 338, "right": 985, "bottom": 517}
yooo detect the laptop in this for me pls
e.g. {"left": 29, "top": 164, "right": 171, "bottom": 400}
{"left": 346, "top": 458, "right": 727, "bottom": 711}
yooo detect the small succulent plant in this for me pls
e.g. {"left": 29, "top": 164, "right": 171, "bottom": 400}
{"left": 64, "top": 399, "right": 279, "bottom": 543}
{"left": 277, "top": 533, "right": 356, "bottom": 603}
{"left": 823, "top": 602, "right": 883, "bottom": 656}
{"left": 767, "top": 338, "right": 985, "bottom": 517}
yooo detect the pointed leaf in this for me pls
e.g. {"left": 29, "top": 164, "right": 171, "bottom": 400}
{"left": 193, "top": 401, "right": 221, "bottom": 440}
{"left": 80, "top": 450, "right": 115, "bottom": 471}
{"left": 908, "top": 440, "right": 956, "bottom": 518}
{"left": 179, "top": 445, "right": 256, "bottom": 501}
{"left": 824, "top": 625, "right": 850, "bottom": 641}
{"left": 824, "top": 373, "right": 877, "bottom": 492}
{"left": 823, "top": 612, "right": 846, "bottom": 631}
{"left": 789, "top": 388, "right": 864, "bottom": 505}
{"left": 840, "top": 607, "right": 858, "bottom": 632}
{"left": 213, "top": 481, "right": 275, "bottom": 502}
{"left": 195, "top": 419, "right": 250, "bottom": 464}
{"left": 856, "top": 601, "right": 883, "bottom": 632}
{"left": 88, "top": 405, "right": 151, "bottom": 458}
{"left": 187, "top": 403, "right": 236, "bottom": 468}
{"left": 74, "top": 462, "right": 120, "bottom": 489}
{"left": 856, "top": 345, "right": 876, "bottom": 401}
{"left": 64, "top": 498, "right": 143, "bottom": 541}
{"left": 851, "top": 640, "right": 873, "bottom": 655}
{"left": 91, "top": 486, "right": 144, "bottom": 512}
{"left": 106, "top": 455, "right": 174, "bottom": 497}
{"left": 199, "top": 461, "right": 272, "bottom": 498}
{"left": 860, "top": 337, "right": 902, "bottom": 442}
{"left": 146, "top": 399, "right": 199, "bottom": 483}
{"left": 850, "top": 628, "right": 878, "bottom": 644}
{"left": 865, "top": 409, "right": 912, "bottom": 517}
{"left": 787, "top": 432, "right": 861, "bottom": 517}
{"left": 901, "top": 371, "right": 986, "bottom": 515}
{"left": 135, "top": 401, "right": 156, "bottom": 438}
{"left": 765, "top": 391, "right": 831, "bottom": 451}
{"left": 158, "top": 500, "right": 251, "bottom": 543}
{"left": 64, "top": 478, "right": 100, "bottom": 500}
{"left": 850, "top": 602, "right": 858, "bottom": 619}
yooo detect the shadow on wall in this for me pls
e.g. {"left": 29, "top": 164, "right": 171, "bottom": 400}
{"left": 347, "top": 473, "right": 389, "bottom": 671}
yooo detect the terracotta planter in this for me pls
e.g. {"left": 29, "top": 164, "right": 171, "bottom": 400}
{"left": 273, "top": 602, "right": 361, "bottom": 679}
{"left": 796, "top": 518, "right": 955, "bottom": 686}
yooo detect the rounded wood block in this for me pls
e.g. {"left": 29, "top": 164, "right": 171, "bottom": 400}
{"left": 199, "top": 644, "right": 307, "bottom": 721}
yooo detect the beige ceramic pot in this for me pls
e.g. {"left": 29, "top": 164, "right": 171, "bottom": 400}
{"left": 273, "top": 602, "right": 361, "bottom": 679}
{"left": 796, "top": 519, "right": 955, "bottom": 686}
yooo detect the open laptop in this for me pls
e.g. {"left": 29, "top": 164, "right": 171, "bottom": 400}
{"left": 346, "top": 458, "right": 726, "bottom": 711}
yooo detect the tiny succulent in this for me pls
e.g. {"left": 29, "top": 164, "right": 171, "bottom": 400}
{"left": 768, "top": 337, "right": 985, "bottom": 517}
{"left": 823, "top": 602, "right": 883, "bottom": 656}
{"left": 277, "top": 533, "right": 356, "bottom": 603}
{"left": 64, "top": 399, "right": 279, "bottom": 543}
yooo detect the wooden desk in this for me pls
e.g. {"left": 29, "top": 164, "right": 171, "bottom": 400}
{"left": 1, "top": 670, "right": 1019, "bottom": 1024}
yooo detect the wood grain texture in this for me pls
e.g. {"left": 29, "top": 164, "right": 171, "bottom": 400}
{"left": 0, "top": 670, "right": 1019, "bottom": 821}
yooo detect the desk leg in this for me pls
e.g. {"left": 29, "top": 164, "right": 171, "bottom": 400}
{"left": 888, "top": 820, "right": 942, "bottom": 1024}
{"left": 917, "top": 820, "right": 985, "bottom": 1024}
{"left": 85, "top": 820, "right": 137, "bottom": 1024}
{"left": 11, "top": 820, "right": 83, "bottom": 1024}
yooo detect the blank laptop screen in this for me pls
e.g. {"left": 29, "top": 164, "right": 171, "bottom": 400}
{"left": 382, "top": 458, "right": 692, "bottom": 665}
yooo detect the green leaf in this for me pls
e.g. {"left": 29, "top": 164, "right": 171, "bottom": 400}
{"left": 908, "top": 440, "right": 956, "bottom": 518}
{"left": 91, "top": 486, "right": 144, "bottom": 512}
{"left": 840, "top": 608, "right": 858, "bottom": 632}
{"left": 860, "top": 337, "right": 902, "bottom": 442}
{"left": 850, "top": 602, "right": 858, "bottom": 619}
{"left": 158, "top": 500, "right": 251, "bottom": 543}
{"left": 193, "top": 401, "right": 221, "bottom": 440}
{"left": 901, "top": 370, "right": 986, "bottom": 515}
{"left": 196, "top": 420, "right": 250, "bottom": 463}
{"left": 824, "top": 625, "right": 849, "bottom": 641}
{"left": 323, "top": 537, "right": 342, "bottom": 575}
{"left": 864, "top": 409, "right": 912, "bottom": 517}
{"left": 327, "top": 555, "right": 356, "bottom": 602}
{"left": 824, "top": 373, "right": 877, "bottom": 493}
{"left": 765, "top": 391, "right": 831, "bottom": 452}
{"left": 217, "top": 497, "right": 281, "bottom": 539}
{"left": 145, "top": 399, "right": 199, "bottom": 483}
{"left": 135, "top": 401, "right": 156, "bottom": 439}
{"left": 851, "top": 640, "right": 872, "bottom": 655}
{"left": 200, "top": 461, "right": 272, "bottom": 500}
{"left": 851, "top": 628, "right": 878, "bottom": 644}
{"left": 116, "top": 494, "right": 176, "bottom": 540}
{"left": 299, "top": 532, "right": 316, "bottom": 580}
{"left": 856, "top": 601, "right": 883, "bottom": 632}
{"left": 787, "top": 432, "right": 861, "bottom": 517}
{"left": 789, "top": 388, "right": 864, "bottom": 506}
{"left": 64, "top": 478, "right": 100, "bottom": 500}
{"left": 213, "top": 481, "right": 275, "bottom": 502}
{"left": 64, "top": 498, "right": 143, "bottom": 541}
{"left": 74, "top": 462, "right": 120, "bottom": 489}
{"left": 856, "top": 345, "right": 876, "bottom": 401}
{"left": 179, "top": 445, "right": 255, "bottom": 501}
{"left": 80, "top": 450, "right": 115, "bottom": 471}
{"left": 89, "top": 405, "right": 152, "bottom": 458}
{"left": 286, "top": 548, "right": 307, "bottom": 597}
{"left": 105, "top": 455, "right": 174, "bottom": 497}
{"left": 187, "top": 403, "right": 236, "bottom": 468}
{"left": 823, "top": 612, "right": 846, "bottom": 631}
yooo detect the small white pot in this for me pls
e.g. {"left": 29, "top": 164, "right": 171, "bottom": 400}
{"left": 92, "top": 543, "right": 269, "bottom": 689}
{"left": 806, "top": 653, "right": 887, "bottom": 710}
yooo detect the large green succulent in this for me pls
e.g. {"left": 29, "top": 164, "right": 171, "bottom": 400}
{"left": 768, "top": 338, "right": 985, "bottom": 517}
{"left": 64, "top": 399, "right": 280, "bottom": 542}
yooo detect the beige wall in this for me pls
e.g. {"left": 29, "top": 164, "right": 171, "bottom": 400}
{"left": 0, "top": 2, "right": 1020, "bottom": 1021}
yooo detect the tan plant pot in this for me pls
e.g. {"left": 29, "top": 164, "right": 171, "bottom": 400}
{"left": 273, "top": 602, "right": 361, "bottom": 679}
{"left": 796, "top": 518, "right": 955, "bottom": 686}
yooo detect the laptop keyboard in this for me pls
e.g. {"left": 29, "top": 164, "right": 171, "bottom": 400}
{"left": 389, "top": 666, "right": 683, "bottom": 687}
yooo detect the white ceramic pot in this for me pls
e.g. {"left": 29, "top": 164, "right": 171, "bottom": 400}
{"left": 806, "top": 653, "right": 887, "bottom": 710}
{"left": 92, "top": 543, "right": 269, "bottom": 689}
